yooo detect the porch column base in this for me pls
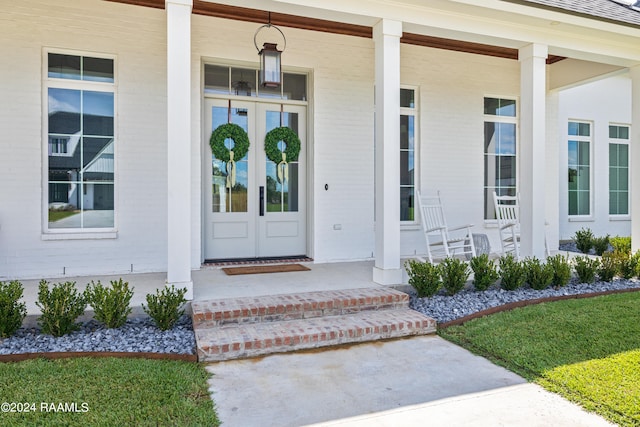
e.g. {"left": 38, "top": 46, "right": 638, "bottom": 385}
{"left": 373, "top": 267, "right": 403, "bottom": 286}
{"left": 166, "top": 280, "right": 193, "bottom": 301}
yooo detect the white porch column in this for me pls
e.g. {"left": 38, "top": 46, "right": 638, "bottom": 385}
{"left": 518, "top": 43, "right": 548, "bottom": 259}
{"left": 166, "top": 0, "right": 193, "bottom": 299}
{"left": 631, "top": 65, "right": 640, "bottom": 252}
{"left": 373, "top": 19, "right": 402, "bottom": 285}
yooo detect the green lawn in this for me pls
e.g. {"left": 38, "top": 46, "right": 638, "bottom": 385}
{"left": 439, "top": 292, "right": 640, "bottom": 427}
{"left": 0, "top": 358, "right": 219, "bottom": 427}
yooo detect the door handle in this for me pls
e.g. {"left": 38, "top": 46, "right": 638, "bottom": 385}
{"left": 259, "top": 186, "right": 264, "bottom": 216}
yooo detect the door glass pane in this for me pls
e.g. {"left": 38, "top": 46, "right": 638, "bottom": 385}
{"left": 265, "top": 110, "right": 299, "bottom": 212}
{"left": 211, "top": 106, "right": 249, "bottom": 212}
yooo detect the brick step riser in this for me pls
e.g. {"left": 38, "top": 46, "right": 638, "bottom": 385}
{"left": 197, "top": 319, "right": 436, "bottom": 362}
{"left": 193, "top": 301, "right": 409, "bottom": 327}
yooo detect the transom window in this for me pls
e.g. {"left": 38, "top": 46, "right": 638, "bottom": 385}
{"left": 46, "top": 52, "right": 115, "bottom": 230}
{"left": 568, "top": 121, "right": 591, "bottom": 216}
{"left": 609, "top": 124, "right": 630, "bottom": 216}
{"left": 400, "top": 88, "right": 417, "bottom": 222}
{"left": 204, "top": 64, "right": 306, "bottom": 101}
{"left": 484, "top": 97, "right": 517, "bottom": 219}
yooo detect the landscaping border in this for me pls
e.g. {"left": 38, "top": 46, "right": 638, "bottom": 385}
{"left": 0, "top": 351, "right": 197, "bottom": 363}
{"left": 438, "top": 287, "right": 640, "bottom": 329}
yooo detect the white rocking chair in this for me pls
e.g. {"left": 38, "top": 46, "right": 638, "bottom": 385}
{"left": 492, "top": 191, "right": 520, "bottom": 259}
{"left": 418, "top": 191, "right": 476, "bottom": 263}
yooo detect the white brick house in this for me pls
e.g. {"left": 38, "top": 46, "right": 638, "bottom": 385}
{"left": 1, "top": 0, "right": 639, "bottom": 298}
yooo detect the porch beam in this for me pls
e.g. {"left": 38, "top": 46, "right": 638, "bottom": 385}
{"left": 631, "top": 65, "right": 640, "bottom": 252}
{"left": 166, "top": 0, "right": 193, "bottom": 299}
{"left": 519, "top": 43, "right": 548, "bottom": 259}
{"left": 373, "top": 19, "right": 402, "bottom": 285}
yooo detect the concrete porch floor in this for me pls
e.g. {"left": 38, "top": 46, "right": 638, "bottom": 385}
{"left": 18, "top": 260, "right": 390, "bottom": 316}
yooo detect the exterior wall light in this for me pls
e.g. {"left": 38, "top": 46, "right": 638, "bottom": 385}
{"left": 254, "top": 17, "right": 286, "bottom": 88}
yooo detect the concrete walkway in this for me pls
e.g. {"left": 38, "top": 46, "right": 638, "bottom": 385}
{"left": 207, "top": 336, "right": 614, "bottom": 427}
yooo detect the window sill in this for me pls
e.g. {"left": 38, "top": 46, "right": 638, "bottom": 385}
{"left": 609, "top": 215, "right": 630, "bottom": 222}
{"left": 42, "top": 231, "right": 117, "bottom": 241}
{"left": 568, "top": 217, "right": 594, "bottom": 222}
{"left": 401, "top": 223, "right": 421, "bottom": 231}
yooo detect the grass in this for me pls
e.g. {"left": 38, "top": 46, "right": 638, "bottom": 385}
{"left": 0, "top": 357, "right": 219, "bottom": 426}
{"left": 48, "top": 210, "right": 78, "bottom": 222}
{"left": 439, "top": 292, "right": 640, "bottom": 427}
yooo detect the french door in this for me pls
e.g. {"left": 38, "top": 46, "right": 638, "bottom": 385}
{"left": 203, "top": 99, "right": 306, "bottom": 260}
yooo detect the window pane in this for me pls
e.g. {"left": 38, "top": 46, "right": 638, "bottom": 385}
{"left": 484, "top": 98, "right": 515, "bottom": 116}
{"left": 83, "top": 57, "right": 114, "bottom": 83}
{"left": 578, "top": 191, "right": 590, "bottom": 215}
{"left": 619, "top": 144, "right": 629, "bottom": 164}
{"left": 619, "top": 168, "right": 628, "bottom": 191}
{"left": 400, "top": 115, "right": 414, "bottom": 150}
{"left": 568, "top": 168, "right": 578, "bottom": 190}
{"left": 204, "top": 65, "right": 230, "bottom": 94}
{"left": 82, "top": 137, "right": 114, "bottom": 174}
{"left": 609, "top": 167, "right": 618, "bottom": 192}
{"left": 609, "top": 144, "right": 618, "bottom": 165}
{"left": 231, "top": 68, "right": 256, "bottom": 97}
{"left": 497, "top": 123, "right": 516, "bottom": 155}
{"left": 610, "top": 192, "right": 618, "bottom": 215}
{"left": 48, "top": 53, "right": 81, "bottom": 80}
{"left": 578, "top": 141, "right": 589, "bottom": 165}
{"left": 619, "top": 192, "right": 629, "bottom": 215}
{"left": 400, "top": 187, "right": 414, "bottom": 221}
{"left": 400, "top": 89, "right": 415, "bottom": 108}
{"left": 579, "top": 123, "right": 590, "bottom": 136}
{"left": 619, "top": 126, "right": 629, "bottom": 139}
{"left": 496, "top": 156, "right": 516, "bottom": 186}
{"left": 484, "top": 122, "right": 496, "bottom": 153}
{"left": 83, "top": 91, "right": 114, "bottom": 136}
{"left": 609, "top": 125, "right": 617, "bottom": 139}
{"left": 48, "top": 88, "right": 81, "bottom": 134}
{"left": 568, "top": 191, "right": 577, "bottom": 215}
{"left": 578, "top": 166, "right": 590, "bottom": 190}
{"left": 568, "top": 140, "right": 578, "bottom": 165}
{"left": 400, "top": 151, "right": 414, "bottom": 185}
{"left": 283, "top": 73, "right": 306, "bottom": 101}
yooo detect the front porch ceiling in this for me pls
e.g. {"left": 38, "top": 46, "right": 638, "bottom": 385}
{"left": 105, "top": 0, "right": 640, "bottom": 68}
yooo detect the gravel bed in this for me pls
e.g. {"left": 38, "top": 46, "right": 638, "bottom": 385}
{"left": 0, "top": 315, "right": 196, "bottom": 355}
{"left": 410, "top": 279, "right": 640, "bottom": 324}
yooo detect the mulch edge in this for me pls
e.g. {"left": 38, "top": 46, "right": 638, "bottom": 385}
{"left": 437, "top": 287, "right": 640, "bottom": 329}
{"left": 0, "top": 351, "right": 197, "bottom": 363}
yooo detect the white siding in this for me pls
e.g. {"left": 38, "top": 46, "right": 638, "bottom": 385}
{"left": 557, "top": 75, "right": 632, "bottom": 241}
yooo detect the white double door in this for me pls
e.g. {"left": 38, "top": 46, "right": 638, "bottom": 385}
{"left": 204, "top": 99, "right": 306, "bottom": 260}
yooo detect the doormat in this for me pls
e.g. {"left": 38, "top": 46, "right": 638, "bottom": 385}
{"left": 205, "top": 256, "right": 314, "bottom": 267}
{"left": 222, "top": 264, "right": 311, "bottom": 276}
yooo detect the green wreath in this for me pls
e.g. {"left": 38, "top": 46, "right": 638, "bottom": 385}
{"left": 209, "top": 123, "right": 250, "bottom": 162}
{"left": 264, "top": 126, "right": 301, "bottom": 163}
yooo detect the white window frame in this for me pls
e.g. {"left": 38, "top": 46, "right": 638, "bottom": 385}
{"left": 42, "top": 48, "right": 118, "bottom": 239}
{"left": 567, "top": 119, "right": 593, "bottom": 220}
{"left": 608, "top": 123, "right": 631, "bottom": 219}
{"left": 483, "top": 96, "right": 518, "bottom": 222}
{"left": 400, "top": 85, "right": 419, "bottom": 226}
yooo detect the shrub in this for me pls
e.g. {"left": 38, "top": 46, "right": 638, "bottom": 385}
{"left": 499, "top": 254, "right": 526, "bottom": 291}
{"left": 405, "top": 260, "right": 441, "bottom": 297}
{"left": 597, "top": 252, "right": 619, "bottom": 283}
{"left": 610, "top": 236, "right": 632, "bottom": 256}
{"left": 469, "top": 254, "right": 499, "bottom": 291}
{"left": 574, "top": 228, "right": 594, "bottom": 254}
{"left": 143, "top": 285, "right": 187, "bottom": 331}
{"left": 573, "top": 256, "right": 599, "bottom": 284}
{"left": 36, "top": 280, "right": 87, "bottom": 337}
{"left": 439, "top": 257, "right": 470, "bottom": 296}
{"left": 547, "top": 254, "right": 572, "bottom": 288}
{"left": 85, "top": 278, "right": 134, "bottom": 329}
{"left": 524, "top": 257, "right": 553, "bottom": 290}
{"left": 592, "top": 235, "right": 610, "bottom": 256}
{"left": 618, "top": 251, "right": 639, "bottom": 280}
{"left": 0, "top": 280, "right": 27, "bottom": 338}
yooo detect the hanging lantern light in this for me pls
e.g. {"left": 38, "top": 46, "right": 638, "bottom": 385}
{"left": 254, "top": 15, "right": 286, "bottom": 88}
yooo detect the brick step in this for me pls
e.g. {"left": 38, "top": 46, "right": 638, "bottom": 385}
{"left": 191, "top": 287, "right": 410, "bottom": 327}
{"left": 195, "top": 308, "right": 436, "bottom": 362}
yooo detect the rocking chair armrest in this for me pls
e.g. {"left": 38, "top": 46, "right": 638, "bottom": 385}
{"left": 424, "top": 225, "right": 447, "bottom": 233}
{"left": 498, "top": 223, "right": 518, "bottom": 231}
{"left": 448, "top": 224, "right": 474, "bottom": 232}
